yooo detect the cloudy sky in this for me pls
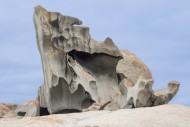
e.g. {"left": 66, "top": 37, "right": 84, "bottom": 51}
{"left": 0, "top": 0, "right": 189, "bottom": 106}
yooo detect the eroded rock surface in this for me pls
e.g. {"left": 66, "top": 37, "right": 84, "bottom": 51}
{"left": 14, "top": 100, "right": 39, "bottom": 117}
{"left": 1, "top": 105, "right": 190, "bottom": 127}
{"left": 19, "top": 5, "right": 182, "bottom": 116}
{"left": 0, "top": 104, "right": 10, "bottom": 118}
{"left": 0, "top": 104, "right": 17, "bottom": 118}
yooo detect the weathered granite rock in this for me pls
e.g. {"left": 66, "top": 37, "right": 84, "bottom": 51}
{"left": 0, "top": 104, "right": 18, "bottom": 118}
{"left": 1, "top": 105, "right": 190, "bottom": 127}
{"left": 1, "top": 104, "right": 18, "bottom": 111}
{"left": 32, "top": 5, "right": 180, "bottom": 115}
{"left": 14, "top": 100, "right": 39, "bottom": 117}
{"left": 0, "top": 104, "right": 10, "bottom": 118}
{"left": 116, "top": 51, "right": 180, "bottom": 108}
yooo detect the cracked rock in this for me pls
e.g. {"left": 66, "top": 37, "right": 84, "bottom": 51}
{"left": 25, "top": 5, "right": 181, "bottom": 116}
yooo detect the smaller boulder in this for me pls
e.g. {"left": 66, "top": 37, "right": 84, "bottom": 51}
{"left": 14, "top": 100, "right": 39, "bottom": 117}
{"left": 0, "top": 104, "right": 10, "bottom": 118}
{"left": 2, "top": 103, "right": 18, "bottom": 111}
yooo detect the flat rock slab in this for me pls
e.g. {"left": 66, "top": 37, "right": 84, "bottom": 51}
{"left": 0, "top": 104, "right": 190, "bottom": 127}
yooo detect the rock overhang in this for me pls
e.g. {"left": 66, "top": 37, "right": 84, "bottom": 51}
{"left": 12, "top": 5, "right": 180, "bottom": 117}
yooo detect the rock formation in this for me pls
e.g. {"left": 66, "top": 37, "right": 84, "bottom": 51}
{"left": 0, "top": 104, "right": 10, "bottom": 118}
{"left": 14, "top": 100, "right": 39, "bottom": 117}
{"left": 0, "top": 104, "right": 17, "bottom": 118}
{"left": 13, "top": 5, "right": 179, "bottom": 116}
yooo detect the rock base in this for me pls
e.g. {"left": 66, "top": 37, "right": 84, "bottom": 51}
{"left": 0, "top": 105, "right": 190, "bottom": 127}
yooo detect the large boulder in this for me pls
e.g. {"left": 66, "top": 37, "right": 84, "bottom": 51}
{"left": 32, "top": 5, "right": 180, "bottom": 115}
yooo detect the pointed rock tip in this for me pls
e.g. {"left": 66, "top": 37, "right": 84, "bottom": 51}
{"left": 104, "top": 37, "right": 115, "bottom": 46}
{"left": 34, "top": 5, "right": 48, "bottom": 13}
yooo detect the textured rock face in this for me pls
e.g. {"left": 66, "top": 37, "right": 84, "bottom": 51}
{"left": 0, "top": 104, "right": 17, "bottom": 118}
{"left": 32, "top": 5, "right": 180, "bottom": 115}
{"left": 33, "top": 5, "right": 122, "bottom": 114}
{"left": 14, "top": 100, "right": 39, "bottom": 117}
{"left": 0, "top": 104, "right": 10, "bottom": 118}
{"left": 1, "top": 105, "right": 190, "bottom": 127}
